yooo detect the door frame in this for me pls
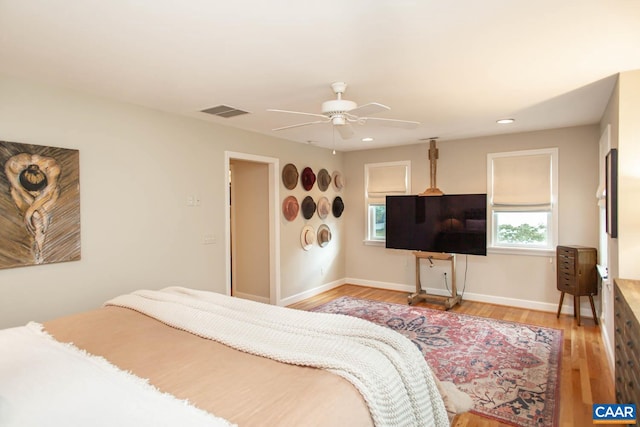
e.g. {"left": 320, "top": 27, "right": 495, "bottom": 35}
{"left": 224, "top": 151, "right": 280, "bottom": 305}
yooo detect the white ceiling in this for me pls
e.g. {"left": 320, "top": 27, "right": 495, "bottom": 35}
{"left": 1, "top": 1, "right": 639, "bottom": 151}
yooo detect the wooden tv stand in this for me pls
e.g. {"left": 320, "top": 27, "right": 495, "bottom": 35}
{"left": 408, "top": 251, "right": 461, "bottom": 310}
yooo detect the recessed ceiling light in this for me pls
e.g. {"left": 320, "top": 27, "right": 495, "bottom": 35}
{"left": 362, "top": 137, "right": 374, "bottom": 142}
{"left": 496, "top": 118, "right": 515, "bottom": 124}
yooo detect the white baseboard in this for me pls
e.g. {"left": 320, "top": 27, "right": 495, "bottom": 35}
{"left": 344, "top": 277, "right": 598, "bottom": 319}
{"left": 344, "top": 277, "right": 414, "bottom": 293}
{"left": 233, "top": 291, "right": 270, "bottom": 304}
{"left": 278, "top": 277, "right": 597, "bottom": 321}
{"left": 345, "top": 277, "right": 559, "bottom": 311}
{"left": 278, "top": 278, "right": 345, "bottom": 306}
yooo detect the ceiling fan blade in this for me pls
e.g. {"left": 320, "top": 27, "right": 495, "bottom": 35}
{"left": 267, "top": 109, "right": 328, "bottom": 120}
{"left": 359, "top": 117, "right": 420, "bottom": 129}
{"left": 272, "top": 120, "right": 329, "bottom": 131}
{"left": 347, "top": 102, "right": 390, "bottom": 117}
{"left": 335, "top": 123, "right": 355, "bottom": 139}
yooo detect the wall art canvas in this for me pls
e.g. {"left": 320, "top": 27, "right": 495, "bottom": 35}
{"left": 605, "top": 148, "right": 618, "bottom": 238}
{"left": 0, "top": 140, "right": 81, "bottom": 269}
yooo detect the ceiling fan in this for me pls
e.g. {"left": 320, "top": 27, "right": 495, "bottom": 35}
{"left": 268, "top": 82, "right": 420, "bottom": 139}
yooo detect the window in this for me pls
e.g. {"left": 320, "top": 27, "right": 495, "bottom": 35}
{"left": 364, "top": 161, "right": 410, "bottom": 243}
{"left": 487, "top": 148, "right": 558, "bottom": 253}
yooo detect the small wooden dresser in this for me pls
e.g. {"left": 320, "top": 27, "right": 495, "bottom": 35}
{"left": 556, "top": 245, "right": 598, "bottom": 325}
{"left": 614, "top": 279, "right": 640, "bottom": 406}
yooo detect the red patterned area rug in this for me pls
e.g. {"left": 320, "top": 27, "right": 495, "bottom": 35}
{"left": 312, "top": 296, "right": 562, "bottom": 427}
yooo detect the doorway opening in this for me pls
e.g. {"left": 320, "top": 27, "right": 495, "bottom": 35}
{"left": 225, "top": 151, "right": 280, "bottom": 305}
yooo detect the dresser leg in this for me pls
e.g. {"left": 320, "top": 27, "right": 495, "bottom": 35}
{"left": 575, "top": 295, "right": 581, "bottom": 326}
{"left": 556, "top": 292, "right": 565, "bottom": 318}
{"left": 589, "top": 295, "right": 599, "bottom": 325}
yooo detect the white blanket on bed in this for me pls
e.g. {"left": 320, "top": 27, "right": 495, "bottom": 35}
{"left": 0, "top": 322, "right": 235, "bottom": 427}
{"left": 106, "top": 287, "right": 450, "bottom": 427}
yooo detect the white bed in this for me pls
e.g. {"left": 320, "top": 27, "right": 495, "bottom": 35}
{"left": 0, "top": 287, "right": 470, "bottom": 426}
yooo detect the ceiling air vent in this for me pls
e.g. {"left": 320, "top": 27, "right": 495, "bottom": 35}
{"left": 200, "top": 105, "right": 249, "bottom": 118}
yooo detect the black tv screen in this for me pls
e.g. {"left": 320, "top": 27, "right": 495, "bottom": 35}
{"left": 385, "top": 194, "right": 487, "bottom": 256}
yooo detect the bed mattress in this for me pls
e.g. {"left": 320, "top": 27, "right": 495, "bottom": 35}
{"left": 44, "top": 305, "right": 374, "bottom": 426}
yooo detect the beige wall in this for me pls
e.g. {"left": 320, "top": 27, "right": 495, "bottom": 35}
{"left": 597, "top": 70, "right": 640, "bottom": 375}
{"left": 0, "top": 74, "right": 345, "bottom": 328}
{"left": 617, "top": 70, "right": 640, "bottom": 279}
{"left": 600, "top": 80, "right": 620, "bottom": 281}
{"left": 600, "top": 70, "right": 640, "bottom": 279}
{"left": 343, "top": 125, "right": 600, "bottom": 311}
{"left": 600, "top": 70, "right": 640, "bottom": 280}
{"left": 278, "top": 161, "right": 345, "bottom": 301}
{"left": 0, "top": 71, "right": 610, "bottom": 329}
{"left": 599, "top": 88, "right": 618, "bottom": 371}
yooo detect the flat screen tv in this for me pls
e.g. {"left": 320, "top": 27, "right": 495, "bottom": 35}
{"left": 385, "top": 194, "right": 487, "bottom": 256}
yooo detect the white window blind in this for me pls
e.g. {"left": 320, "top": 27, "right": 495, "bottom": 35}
{"left": 487, "top": 148, "right": 558, "bottom": 252}
{"left": 364, "top": 161, "right": 410, "bottom": 242}
{"left": 491, "top": 153, "right": 552, "bottom": 209}
{"left": 366, "top": 163, "right": 409, "bottom": 203}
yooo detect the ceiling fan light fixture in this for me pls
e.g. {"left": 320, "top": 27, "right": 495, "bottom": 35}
{"left": 322, "top": 99, "right": 357, "bottom": 115}
{"left": 269, "top": 81, "right": 419, "bottom": 140}
{"left": 331, "top": 115, "right": 346, "bottom": 126}
{"left": 497, "top": 118, "right": 515, "bottom": 124}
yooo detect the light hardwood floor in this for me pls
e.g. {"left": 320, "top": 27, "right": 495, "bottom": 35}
{"left": 288, "top": 284, "right": 619, "bottom": 427}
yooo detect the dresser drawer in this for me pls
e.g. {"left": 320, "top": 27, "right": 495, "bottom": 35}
{"left": 556, "top": 246, "right": 597, "bottom": 296}
{"left": 557, "top": 246, "right": 575, "bottom": 258}
{"left": 614, "top": 279, "right": 640, "bottom": 405}
{"left": 558, "top": 260, "right": 575, "bottom": 276}
{"left": 557, "top": 278, "right": 575, "bottom": 293}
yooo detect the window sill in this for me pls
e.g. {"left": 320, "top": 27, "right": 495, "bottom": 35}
{"left": 487, "top": 246, "right": 555, "bottom": 257}
{"left": 362, "top": 242, "right": 554, "bottom": 256}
